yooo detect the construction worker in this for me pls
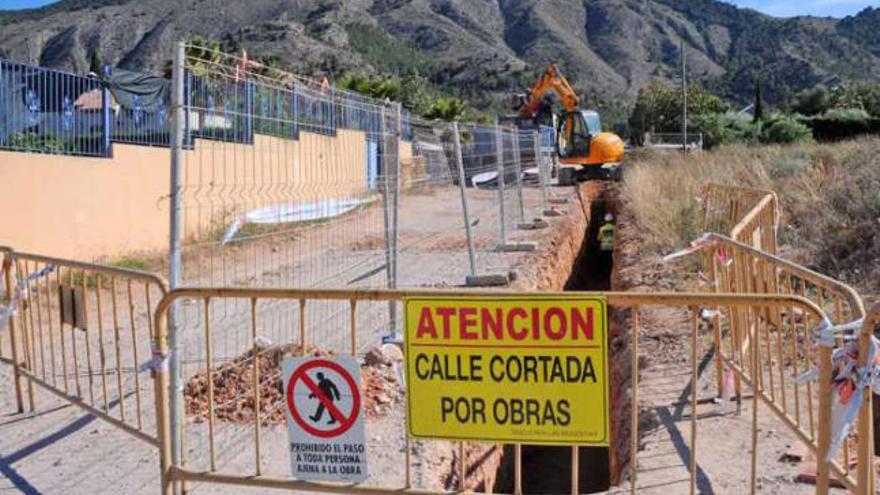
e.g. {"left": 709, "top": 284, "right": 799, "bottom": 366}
{"left": 598, "top": 213, "right": 615, "bottom": 252}
{"left": 596, "top": 212, "right": 615, "bottom": 283}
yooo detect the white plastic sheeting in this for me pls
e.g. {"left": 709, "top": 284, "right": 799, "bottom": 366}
{"left": 221, "top": 196, "right": 379, "bottom": 244}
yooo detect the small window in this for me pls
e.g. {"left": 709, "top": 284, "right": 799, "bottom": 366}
{"left": 583, "top": 112, "right": 602, "bottom": 134}
{"left": 557, "top": 112, "right": 591, "bottom": 158}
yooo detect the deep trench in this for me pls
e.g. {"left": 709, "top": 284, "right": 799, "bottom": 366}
{"left": 493, "top": 187, "right": 618, "bottom": 494}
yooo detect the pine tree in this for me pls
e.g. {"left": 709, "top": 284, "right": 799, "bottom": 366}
{"left": 753, "top": 78, "right": 765, "bottom": 123}
{"left": 89, "top": 49, "right": 103, "bottom": 75}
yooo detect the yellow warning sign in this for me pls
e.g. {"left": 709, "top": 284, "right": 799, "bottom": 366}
{"left": 404, "top": 295, "right": 609, "bottom": 446}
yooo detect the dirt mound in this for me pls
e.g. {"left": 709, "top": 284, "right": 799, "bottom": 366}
{"left": 184, "top": 344, "right": 401, "bottom": 426}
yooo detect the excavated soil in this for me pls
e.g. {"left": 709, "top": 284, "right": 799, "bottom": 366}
{"left": 494, "top": 181, "right": 625, "bottom": 494}
{"left": 183, "top": 344, "right": 402, "bottom": 425}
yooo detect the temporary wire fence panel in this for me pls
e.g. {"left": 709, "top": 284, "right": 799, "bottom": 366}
{"left": 166, "top": 49, "right": 568, "bottom": 490}
{"left": 500, "top": 127, "right": 524, "bottom": 233}
{"left": 0, "top": 250, "right": 167, "bottom": 444}
{"left": 173, "top": 49, "right": 554, "bottom": 345}
{"left": 392, "top": 118, "right": 468, "bottom": 288}
{"left": 175, "top": 49, "right": 398, "bottom": 402}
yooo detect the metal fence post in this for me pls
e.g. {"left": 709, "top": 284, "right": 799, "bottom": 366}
{"left": 512, "top": 127, "right": 525, "bottom": 224}
{"left": 183, "top": 70, "right": 191, "bottom": 147}
{"left": 391, "top": 102, "right": 402, "bottom": 336}
{"left": 534, "top": 130, "right": 549, "bottom": 212}
{"left": 856, "top": 307, "right": 878, "bottom": 493}
{"left": 381, "top": 106, "right": 397, "bottom": 338}
{"left": 816, "top": 343, "right": 833, "bottom": 494}
{"left": 393, "top": 103, "right": 402, "bottom": 293}
{"left": 495, "top": 125, "right": 507, "bottom": 246}
{"left": 329, "top": 87, "right": 337, "bottom": 136}
{"left": 452, "top": 122, "right": 478, "bottom": 279}
{"left": 291, "top": 86, "right": 299, "bottom": 140}
{"left": 244, "top": 78, "right": 254, "bottom": 143}
{"left": 167, "top": 40, "right": 185, "bottom": 492}
{"left": 101, "top": 65, "right": 112, "bottom": 157}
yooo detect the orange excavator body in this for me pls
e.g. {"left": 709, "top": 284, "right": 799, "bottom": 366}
{"left": 516, "top": 64, "right": 624, "bottom": 170}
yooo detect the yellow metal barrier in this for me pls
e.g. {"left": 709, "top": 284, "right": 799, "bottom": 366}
{"left": 701, "top": 183, "right": 778, "bottom": 253}
{"left": 153, "top": 287, "right": 828, "bottom": 495}
{"left": 696, "top": 183, "right": 873, "bottom": 494}
{"left": 695, "top": 234, "right": 870, "bottom": 493}
{"left": 1, "top": 249, "right": 168, "bottom": 445}
{"left": 0, "top": 246, "right": 15, "bottom": 384}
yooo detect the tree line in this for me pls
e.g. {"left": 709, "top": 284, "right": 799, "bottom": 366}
{"left": 628, "top": 78, "right": 880, "bottom": 147}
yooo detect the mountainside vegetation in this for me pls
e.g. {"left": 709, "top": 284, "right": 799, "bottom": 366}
{"left": 2, "top": 0, "right": 880, "bottom": 129}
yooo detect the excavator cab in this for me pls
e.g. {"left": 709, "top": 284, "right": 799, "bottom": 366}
{"left": 557, "top": 109, "right": 625, "bottom": 182}
{"left": 556, "top": 110, "right": 601, "bottom": 160}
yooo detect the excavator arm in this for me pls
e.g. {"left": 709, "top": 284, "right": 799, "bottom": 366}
{"left": 511, "top": 62, "right": 624, "bottom": 179}
{"left": 518, "top": 63, "right": 580, "bottom": 118}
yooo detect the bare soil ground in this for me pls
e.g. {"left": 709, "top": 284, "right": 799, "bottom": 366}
{"left": 1, "top": 177, "right": 869, "bottom": 494}
{"left": 605, "top": 201, "right": 859, "bottom": 495}
{"left": 0, "top": 183, "right": 570, "bottom": 494}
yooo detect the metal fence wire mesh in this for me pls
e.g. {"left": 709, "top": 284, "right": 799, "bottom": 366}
{"left": 168, "top": 46, "right": 555, "bottom": 485}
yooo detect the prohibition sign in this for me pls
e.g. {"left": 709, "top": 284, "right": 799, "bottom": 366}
{"left": 286, "top": 359, "right": 361, "bottom": 438}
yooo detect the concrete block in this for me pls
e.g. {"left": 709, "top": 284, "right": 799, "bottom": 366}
{"left": 517, "top": 219, "right": 549, "bottom": 230}
{"left": 496, "top": 242, "right": 538, "bottom": 252}
{"left": 465, "top": 273, "right": 510, "bottom": 287}
{"left": 543, "top": 208, "right": 567, "bottom": 217}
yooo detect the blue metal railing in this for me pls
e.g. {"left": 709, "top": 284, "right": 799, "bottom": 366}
{"left": 112, "top": 98, "right": 171, "bottom": 148}
{"left": 0, "top": 59, "right": 107, "bottom": 156}
{"left": 188, "top": 72, "right": 251, "bottom": 143}
{"left": 0, "top": 58, "right": 412, "bottom": 158}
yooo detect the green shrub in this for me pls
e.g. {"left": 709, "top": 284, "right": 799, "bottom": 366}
{"left": 821, "top": 107, "right": 870, "bottom": 122}
{"left": 761, "top": 115, "right": 812, "bottom": 144}
{"left": 421, "top": 97, "right": 466, "bottom": 121}
{"left": 693, "top": 111, "right": 760, "bottom": 148}
{"left": 790, "top": 85, "right": 831, "bottom": 116}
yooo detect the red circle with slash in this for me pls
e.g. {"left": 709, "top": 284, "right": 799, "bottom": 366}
{"left": 286, "top": 359, "right": 361, "bottom": 438}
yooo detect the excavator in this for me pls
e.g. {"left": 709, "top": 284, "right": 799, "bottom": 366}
{"left": 508, "top": 63, "right": 625, "bottom": 182}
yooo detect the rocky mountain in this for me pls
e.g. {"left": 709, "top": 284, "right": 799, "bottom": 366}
{"left": 1, "top": 0, "right": 879, "bottom": 113}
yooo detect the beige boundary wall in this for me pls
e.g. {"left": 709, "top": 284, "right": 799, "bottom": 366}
{"left": 0, "top": 130, "right": 411, "bottom": 260}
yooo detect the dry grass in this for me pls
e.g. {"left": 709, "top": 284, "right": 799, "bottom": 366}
{"left": 621, "top": 137, "right": 880, "bottom": 292}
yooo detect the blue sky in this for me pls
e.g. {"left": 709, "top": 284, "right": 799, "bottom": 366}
{"left": 731, "top": 0, "right": 877, "bottom": 17}
{"left": 0, "top": 0, "right": 877, "bottom": 17}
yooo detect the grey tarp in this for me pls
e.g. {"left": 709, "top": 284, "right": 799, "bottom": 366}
{"left": 109, "top": 68, "right": 170, "bottom": 111}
